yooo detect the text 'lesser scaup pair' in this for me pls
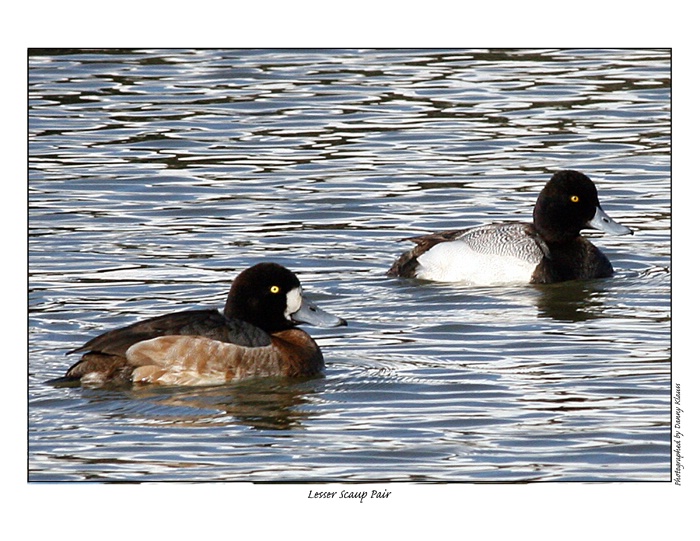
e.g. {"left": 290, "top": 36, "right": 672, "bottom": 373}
{"left": 387, "top": 170, "right": 632, "bottom": 285}
{"left": 53, "top": 263, "right": 346, "bottom": 387}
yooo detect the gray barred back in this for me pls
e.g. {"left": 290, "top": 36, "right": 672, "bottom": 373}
{"left": 455, "top": 223, "right": 549, "bottom": 264}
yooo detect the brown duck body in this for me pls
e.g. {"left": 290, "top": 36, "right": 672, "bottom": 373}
{"left": 128, "top": 331, "right": 322, "bottom": 384}
{"left": 54, "top": 263, "right": 345, "bottom": 387}
{"left": 63, "top": 313, "right": 323, "bottom": 386}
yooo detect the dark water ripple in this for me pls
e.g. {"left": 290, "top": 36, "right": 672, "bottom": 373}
{"left": 29, "top": 49, "right": 670, "bottom": 482}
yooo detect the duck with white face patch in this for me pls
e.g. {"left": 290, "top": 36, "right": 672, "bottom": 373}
{"left": 51, "top": 263, "right": 346, "bottom": 387}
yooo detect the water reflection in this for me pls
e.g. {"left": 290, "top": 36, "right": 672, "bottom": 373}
{"left": 534, "top": 280, "right": 609, "bottom": 322}
{"left": 127, "top": 377, "right": 324, "bottom": 430}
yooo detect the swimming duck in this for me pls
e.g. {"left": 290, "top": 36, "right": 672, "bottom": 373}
{"left": 53, "top": 263, "right": 346, "bottom": 386}
{"left": 387, "top": 170, "right": 632, "bottom": 285}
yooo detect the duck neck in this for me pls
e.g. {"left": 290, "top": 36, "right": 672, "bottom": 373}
{"left": 533, "top": 202, "right": 581, "bottom": 244}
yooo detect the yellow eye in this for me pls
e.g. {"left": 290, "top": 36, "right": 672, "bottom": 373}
{"left": 570, "top": 195, "right": 579, "bottom": 203}
{"left": 270, "top": 285, "right": 280, "bottom": 294}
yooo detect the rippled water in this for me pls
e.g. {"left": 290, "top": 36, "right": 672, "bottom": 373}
{"left": 29, "top": 49, "right": 670, "bottom": 482}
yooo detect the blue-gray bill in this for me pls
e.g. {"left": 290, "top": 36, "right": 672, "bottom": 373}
{"left": 587, "top": 206, "right": 633, "bottom": 236}
{"left": 292, "top": 298, "right": 347, "bottom": 327}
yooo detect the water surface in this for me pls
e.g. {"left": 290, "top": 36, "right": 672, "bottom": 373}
{"left": 29, "top": 48, "right": 670, "bottom": 482}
